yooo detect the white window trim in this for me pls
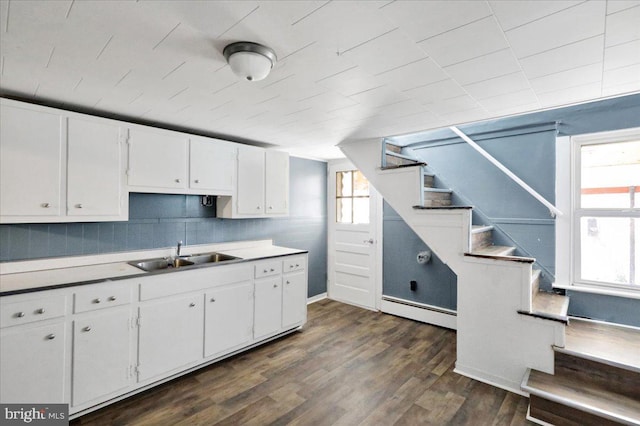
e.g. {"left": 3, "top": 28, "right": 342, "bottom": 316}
{"left": 554, "top": 127, "right": 640, "bottom": 300}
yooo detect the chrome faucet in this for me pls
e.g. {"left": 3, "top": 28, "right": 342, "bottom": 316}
{"left": 176, "top": 241, "right": 183, "bottom": 257}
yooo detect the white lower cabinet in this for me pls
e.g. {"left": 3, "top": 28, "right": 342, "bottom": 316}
{"left": 0, "top": 253, "right": 307, "bottom": 418}
{"left": 0, "top": 321, "right": 67, "bottom": 403}
{"left": 72, "top": 306, "right": 132, "bottom": 407}
{"left": 254, "top": 276, "right": 283, "bottom": 339}
{"left": 137, "top": 294, "right": 204, "bottom": 382}
{"left": 282, "top": 272, "right": 307, "bottom": 329}
{"left": 204, "top": 281, "right": 253, "bottom": 358}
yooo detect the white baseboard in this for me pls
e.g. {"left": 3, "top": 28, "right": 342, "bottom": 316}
{"left": 380, "top": 298, "right": 457, "bottom": 330}
{"left": 454, "top": 363, "right": 528, "bottom": 397}
{"left": 307, "top": 292, "right": 327, "bottom": 304}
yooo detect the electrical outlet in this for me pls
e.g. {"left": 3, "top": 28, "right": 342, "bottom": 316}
{"left": 410, "top": 280, "right": 417, "bottom": 291}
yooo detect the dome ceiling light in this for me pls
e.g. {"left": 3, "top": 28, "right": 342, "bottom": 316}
{"left": 223, "top": 41, "right": 277, "bottom": 82}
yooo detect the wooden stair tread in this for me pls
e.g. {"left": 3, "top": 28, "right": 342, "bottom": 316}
{"left": 463, "top": 252, "right": 535, "bottom": 263}
{"left": 522, "top": 368, "right": 640, "bottom": 425}
{"left": 380, "top": 162, "right": 427, "bottom": 170}
{"left": 413, "top": 205, "right": 472, "bottom": 210}
{"left": 559, "top": 319, "right": 640, "bottom": 373}
{"left": 531, "top": 291, "right": 569, "bottom": 320}
{"left": 471, "top": 225, "right": 494, "bottom": 233}
{"left": 423, "top": 187, "right": 452, "bottom": 193}
{"left": 470, "top": 245, "right": 515, "bottom": 256}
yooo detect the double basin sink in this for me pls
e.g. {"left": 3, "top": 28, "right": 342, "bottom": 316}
{"left": 129, "top": 252, "right": 239, "bottom": 272}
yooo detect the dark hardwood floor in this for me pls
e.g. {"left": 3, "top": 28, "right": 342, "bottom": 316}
{"left": 71, "top": 299, "right": 533, "bottom": 425}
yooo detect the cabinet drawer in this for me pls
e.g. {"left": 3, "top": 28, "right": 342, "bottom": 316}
{"left": 283, "top": 256, "right": 306, "bottom": 273}
{"left": 74, "top": 282, "right": 131, "bottom": 313}
{"left": 254, "top": 260, "right": 282, "bottom": 278}
{"left": 0, "top": 295, "right": 66, "bottom": 328}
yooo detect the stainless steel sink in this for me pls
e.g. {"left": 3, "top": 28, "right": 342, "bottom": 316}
{"left": 128, "top": 252, "right": 238, "bottom": 272}
{"left": 187, "top": 253, "right": 239, "bottom": 264}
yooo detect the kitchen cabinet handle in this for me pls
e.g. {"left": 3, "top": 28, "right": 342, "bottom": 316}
{"left": 289, "top": 265, "right": 294, "bottom": 268}
{"left": 41, "top": 203, "right": 50, "bottom": 208}
{"left": 210, "top": 297, "right": 216, "bottom": 303}
{"left": 75, "top": 203, "right": 83, "bottom": 209}
{"left": 295, "top": 264, "right": 299, "bottom": 267}
{"left": 263, "top": 269, "right": 268, "bottom": 273}
{"left": 286, "top": 281, "right": 290, "bottom": 285}
{"left": 256, "top": 206, "right": 261, "bottom": 210}
{"left": 194, "top": 179, "right": 199, "bottom": 184}
{"left": 268, "top": 206, "right": 273, "bottom": 210}
{"left": 83, "top": 326, "right": 91, "bottom": 332}
{"left": 108, "top": 296, "right": 117, "bottom": 301}
{"left": 15, "top": 312, "right": 25, "bottom": 318}
{"left": 189, "top": 302, "right": 196, "bottom": 307}
{"left": 270, "top": 268, "right": 274, "bottom": 272}
{"left": 93, "top": 298, "right": 101, "bottom": 304}
{"left": 46, "top": 334, "right": 56, "bottom": 340}
{"left": 175, "top": 178, "right": 181, "bottom": 183}
{"left": 36, "top": 308, "right": 45, "bottom": 314}
{"left": 273, "top": 284, "right": 278, "bottom": 288}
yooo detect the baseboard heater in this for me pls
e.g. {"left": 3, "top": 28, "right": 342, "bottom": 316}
{"left": 381, "top": 295, "right": 457, "bottom": 330}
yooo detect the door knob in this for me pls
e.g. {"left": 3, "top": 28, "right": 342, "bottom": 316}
{"left": 364, "top": 238, "right": 374, "bottom": 244}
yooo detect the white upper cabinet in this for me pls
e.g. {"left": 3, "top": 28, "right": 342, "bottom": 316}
{"left": 190, "top": 137, "right": 235, "bottom": 195}
{"left": 67, "top": 117, "right": 126, "bottom": 218}
{"left": 0, "top": 103, "right": 64, "bottom": 217}
{"left": 237, "top": 145, "right": 266, "bottom": 215}
{"left": 217, "top": 146, "right": 289, "bottom": 218}
{"left": 265, "top": 150, "right": 289, "bottom": 215}
{"left": 127, "top": 128, "right": 189, "bottom": 191}
{"left": 0, "top": 100, "right": 128, "bottom": 223}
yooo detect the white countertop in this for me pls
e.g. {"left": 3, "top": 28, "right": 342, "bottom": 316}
{"left": 0, "top": 240, "right": 307, "bottom": 295}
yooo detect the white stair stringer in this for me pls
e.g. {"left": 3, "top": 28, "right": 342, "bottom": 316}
{"left": 339, "top": 138, "right": 565, "bottom": 396}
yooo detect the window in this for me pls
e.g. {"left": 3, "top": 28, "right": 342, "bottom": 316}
{"left": 336, "top": 170, "right": 369, "bottom": 224}
{"left": 572, "top": 131, "right": 640, "bottom": 290}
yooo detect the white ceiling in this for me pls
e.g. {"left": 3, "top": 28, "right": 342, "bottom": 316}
{"left": 1, "top": 0, "right": 639, "bottom": 160}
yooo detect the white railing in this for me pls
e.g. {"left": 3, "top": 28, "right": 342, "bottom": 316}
{"left": 450, "top": 126, "right": 563, "bottom": 217}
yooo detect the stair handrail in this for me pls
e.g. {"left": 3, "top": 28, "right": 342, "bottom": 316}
{"left": 450, "top": 126, "right": 563, "bottom": 218}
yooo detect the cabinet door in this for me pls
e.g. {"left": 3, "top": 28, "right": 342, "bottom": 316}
{"left": 137, "top": 294, "right": 203, "bottom": 382}
{"left": 67, "top": 118, "right": 124, "bottom": 217}
{"left": 265, "top": 151, "right": 289, "bottom": 215}
{"left": 236, "top": 145, "right": 265, "bottom": 215}
{"left": 254, "top": 276, "right": 282, "bottom": 339}
{"left": 128, "top": 128, "right": 188, "bottom": 190}
{"left": 190, "top": 137, "right": 236, "bottom": 194}
{"left": 72, "top": 307, "right": 131, "bottom": 407}
{"left": 0, "top": 104, "right": 63, "bottom": 217}
{"left": 0, "top": 322, "right": 66, "bottom": 403}
{"left": 204, "top": 281, "right": 253, "bottom": 358}
{"left": 282, "top": 272, "right": 307, "bottom": 328}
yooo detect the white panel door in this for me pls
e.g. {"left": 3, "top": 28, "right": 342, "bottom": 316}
{"left": 190, "top": 137, "right": 236, "bottom": 194}
{"left": 328, "top": 161, "right": 381, "bottom": 310}
{"left": 72, "top": 307, "right": 131, "bottom": 406}
{"left": 0, "top": 322, "right": 66, "bottom": 403}
{"left": 128, "top": 128, "right": 188, "bottom": 190}
{"left": 254, "top": 276, "right": 282, "bottom": 339}
{"left": 67, "top": 118, "right": 124, "bottom": 217}
{"left": 204, "top": 281, "right": 253, "bottom": 358}
{"left": 137, "top": 294, "right": 203, "bottom": 382}
{"left": 0, "top": 104, "right": 63, "bottom": 216}
{"left": 237, "top": 145, "right": 265, "bottom": 215}
{"left": 265, "top": 150, "right": 289, "bottom": 214}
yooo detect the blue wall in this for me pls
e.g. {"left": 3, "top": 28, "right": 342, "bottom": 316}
{"left": 383, "top": 202, "right": 457, "bottom": 310}
{"left": 0, "top": 157, "right": 328, "bottom": 298}
{"left": 387, "top": 93, "right": 640, "bottom": 326}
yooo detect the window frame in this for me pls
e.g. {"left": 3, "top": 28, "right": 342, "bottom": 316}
{"left": 555, "top": 127, "right": 640, "bottom": 299}
{"left": 335, "top": 170, "right": 370, "bottom": 224}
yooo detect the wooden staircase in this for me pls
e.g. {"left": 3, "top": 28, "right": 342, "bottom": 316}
{"left": 522, "top": 319, "right": 640, "bottom": 425}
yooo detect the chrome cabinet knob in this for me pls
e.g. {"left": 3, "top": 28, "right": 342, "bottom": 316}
{"left": 76, "top": 203, "right": 83, "bottom": 209}
{"left": 268, "top": 206, "right": 273, "bottom": 210}
{"left": 175, "top": 178, "right": 181, "bottom": 183}
{"left": 263, "top": 269, "right": 268, "bottom": 273}
{"left": 189, "top": 302, "right": 196, "bottom": 307}
{"left": 83, "top": 326, "right": 91, "bottom": 332}
{"left": 273, "top": 284, "right": 278, "bottom": 288}
{"left": 46, "top": 334, "right": 56, "bottom": 340}
{"left": 93, "top": 298, "right": 101, "bottom": 304}
{"left": 296, "top": 264, "right": 299, "bottom": 267}
{"left": 270, "top": 268, "right": 274, "bottom": 272}
{"left": 286, "top": 281, "right": 290, "bottom": 285}
{"left": 15, "top": 312, "right": 25, "bottom": 318}
{"left": 256, "top": 206, "right": 261, "bottom": 210}
{"left": 108, "top": 296, "right": 117, "bottom": 301}
{"left": 36, "top": 308, "right": 45, "bottom": 314}
{"left": 194, "top": 179, "right": 199, "bottom": 184}
{"left": 210, "top": 297, "right": 216, "bottom": 302}
{"left": 41, "top": 203, "right": 50, "bottom": 208}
